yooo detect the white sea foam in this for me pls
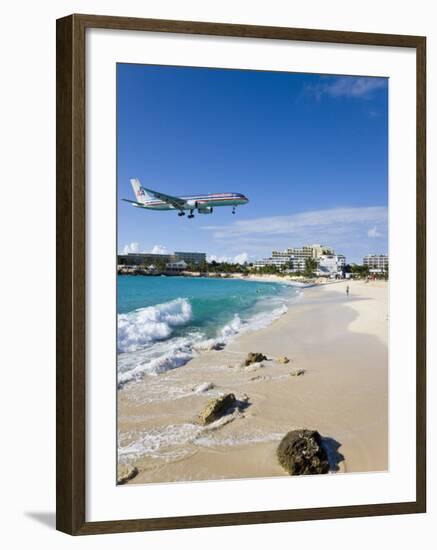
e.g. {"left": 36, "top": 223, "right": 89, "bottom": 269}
{"left": 117, "top": 298, "right": 192, "bottom": 353}
{"left": 117, "top": 331, "right": 206, "bottom": 387}
{"left": 218, "top": 304, "right": 288, "bottom": 341}
{"left": 117, "top": 296, "right": 291, "bottom": 387}
{"left": 120, "top": 377, "right": 220, "bottom": 404}
{"left": 118, "top": 411, "right": 241, "bottom": 462}
{"left": 118, "top": 345, "right": 194, "bottom": 387}
{"left": 240, "top": 304, "right": 288, "bottom": 332}
{"left": 194, "top": 431, "right": 284, "bottom": 448}
{"left": 119, "top": 423, "right": 201, "bottom": 461}
{"left": 192, "top": 382, "right": 215, "bottom": 393}
{"left": 118, "top": 419, "right": 284, "bottom": 463}
{"left": 220, "top": 314, "right": 243, "bottom": 338}
{"left": 194, "top": 305, "right": 288, "bottom": 353}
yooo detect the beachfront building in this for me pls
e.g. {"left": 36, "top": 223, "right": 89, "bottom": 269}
{"left": 174, "top": 251, "right": 206, "bottom": 265}
{"left": 118, "top": 252, "right": 172, "bottom": 266}
{"left": 254, "top": 244, "right": 342, "bottom": 273}
{"left": 285, "top": 244, "right": 333, "bottom": 259}
{"left": 316, "top": 254, "right": 346, "bottom": 277}
{"left": 336, "top": 254, "right": 346, "bottom": 269}
{"left": 272, "top": 244, "right": 334, "bottom": 271}
{"left": 165, "top": 260, "right": 188, "bottom": 271}
{"left": 118, "top": 250, "right": 206, "bottom": 267}
{"left": 363, "top": 254, "right": 389, "bottom": 273}
{"left": 253, "top": 256, "right": 292, "bottom": 270}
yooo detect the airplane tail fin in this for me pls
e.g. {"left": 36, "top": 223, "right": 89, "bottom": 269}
{"left": 130, "top": 178, "right": 154, "bottom": 203}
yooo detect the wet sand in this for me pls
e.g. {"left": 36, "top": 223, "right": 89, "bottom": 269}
{"left": 118, "top": 279, "right": 388, "bottom": 484}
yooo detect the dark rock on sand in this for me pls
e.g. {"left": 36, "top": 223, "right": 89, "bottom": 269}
{"left": 211, "top": 341, "right": 226, "bottom": 351}
{"left": 277, "top": 429, "right": 330, "bottom": 475}
{"left": 244, "top": 352, "right": 267, "bottom": 366}
{"left": 117, "top": 464, "right": 139, "bottom": 485}
{"left": 198, "top": 393, "right": 237, "bottom": 425}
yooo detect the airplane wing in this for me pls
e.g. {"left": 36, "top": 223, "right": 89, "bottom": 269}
{"left": 143, "top": 187, "right": 186, "bottom": 209}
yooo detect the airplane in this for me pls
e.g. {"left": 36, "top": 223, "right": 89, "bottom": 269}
{"left": 122, "top": 178, "right": 249, "bottom": 218}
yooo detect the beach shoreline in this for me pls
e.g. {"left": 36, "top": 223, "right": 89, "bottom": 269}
{"left": 228, "top": 272, "right": 319, "bottom": 286}
{"left": 118, "top": 279, "right": 388, "bottom": 484}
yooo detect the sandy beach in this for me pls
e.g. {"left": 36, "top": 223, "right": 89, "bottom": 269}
{"left": 118, "top": 279, "right": 388, "bottom": 484}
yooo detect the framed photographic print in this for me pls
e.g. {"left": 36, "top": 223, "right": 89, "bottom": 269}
{"left": 56, "top": 14, "right": 426, "bottom": 535}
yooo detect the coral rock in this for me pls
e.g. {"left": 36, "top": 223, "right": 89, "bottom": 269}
{"left": 198, "top": 393, "right": 237, "bottom": 425}
{"left": 117, "top": 464, "right": 139, "bottom": 485}
{"left": 277, "top": 429, "right": 329, "bottom": 475}
{"left": 244, "top": 352, "right": 267, "bottom": 366}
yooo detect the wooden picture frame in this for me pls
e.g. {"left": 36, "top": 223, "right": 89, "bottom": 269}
{"left": 56, "top": 13, "right": 426, "bottom": 535}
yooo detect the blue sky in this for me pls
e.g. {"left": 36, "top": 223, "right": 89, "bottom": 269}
{"left": 117, "top": 64, "right": 388, "bottom": 264}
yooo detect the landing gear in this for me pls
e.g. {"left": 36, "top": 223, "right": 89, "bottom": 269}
{"left": 188, "top": 209, "right": 195, "bottom": 219}
{"left": 232, "top": 206, "right": 236, "bottom": 215}
{"left": 178, "top": 211, "right": 185, "bottom": 216}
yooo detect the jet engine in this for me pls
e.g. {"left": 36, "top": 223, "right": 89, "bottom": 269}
{"left": 197, "top": 206, "right": 213, "bottom": 214}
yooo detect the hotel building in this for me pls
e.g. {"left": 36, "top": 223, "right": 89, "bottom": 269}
{"left": 118, "top": 251, "right": 206, "bottom": 266}
{"left": 254, "top": 244, "right": 344, "bottom": 274}
{"left": 363, "top": 254, "right": 389, "bottom": 272}
{"left": 173, "top": 251, "right": 207, "bottom": 265}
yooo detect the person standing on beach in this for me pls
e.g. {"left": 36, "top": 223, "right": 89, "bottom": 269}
{"left": 346, "top": 284, "right": 350, "bottom": 297}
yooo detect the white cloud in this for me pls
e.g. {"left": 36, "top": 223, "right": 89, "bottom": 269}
{"left": 306, "top": 77, "right": 386, "bottom": 100}
{"left": 204, "top": 207, "right": 387, "bottom": 240}
{"left": 121, "top": 243, "right": 170, "bottom": 255}
{"left": 207, "top": 255, "right": 226, "bottom": 263}
{"left": 233, "top": 252, "right": 249, "bottom": 264}
{"left": 367, "top": 226, "right": 382, "bottom": 238}
{"left": 207, "top": 252, "right": 250, "bottom": 265}
{"left": 150, "top": 244, "right": 168, "bottom": 254}
{"left": 203, "top": 206, "right": 388, "bottom": 264}
{"left": 122, "top": 242, "right": 140, "bottom": 254}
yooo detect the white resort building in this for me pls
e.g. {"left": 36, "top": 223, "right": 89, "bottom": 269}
{"left": 165, "top": 260, "right": 188, "bottom": 271}
{"left": 316, "top": 254, "right": 346, "bottom": 276}
{"left": 253, "top": 244, "right": 345, "bottom": 276}
{"left": 363, "top": 254, "right": 389, "bottom": 273}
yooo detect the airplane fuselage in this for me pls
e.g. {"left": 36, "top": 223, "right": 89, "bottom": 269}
{"left": 124, "top": 179, "right": 249, "bottom": 218}
{"left": 138, "top": 192, "right": 248, "bottom": 211}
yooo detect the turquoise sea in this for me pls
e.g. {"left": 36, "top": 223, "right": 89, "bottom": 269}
{"left": 117, "top": 275, "right": 300, "bottom": 386}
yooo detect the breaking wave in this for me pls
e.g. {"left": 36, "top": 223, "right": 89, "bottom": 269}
{"left": 117, "top": 298, "right": 192, "bottom": 353}
{"left": 117, "top": 298, "right": 290, "bottom": 387}
{"left": 222, "top": 304, "right": 288, "bottom": 338}
{"left": 118, "top": 346, "right": 194, "bottom": 387}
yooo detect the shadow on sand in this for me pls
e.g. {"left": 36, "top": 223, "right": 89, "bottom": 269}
{"left": 322, "top": 437, "right": 345, "bottom": 472}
